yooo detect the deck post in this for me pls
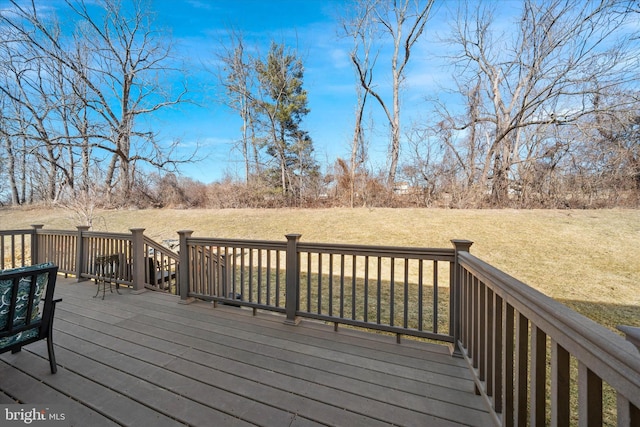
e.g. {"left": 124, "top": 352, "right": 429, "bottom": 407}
{"left": 30, "top": 224, "right": 43, "bottom": 265}
{"left": 178, "top": 230, "right": 195, "bottom": 304}
{"left": 76, "top": 225, "right": 90, "bottom": 281}
{"left": 451, "top": 239, "right": 473, "bottom": 357}
{"left": 284, "top": 234, "right": 301, "bottom": 326}
{"left": 130, "top": 228, "right": 146, "bottom": 293}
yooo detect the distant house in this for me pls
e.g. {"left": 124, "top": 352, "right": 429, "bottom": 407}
{"left": 393, "top": 182, "right": 410, "bottom": 195}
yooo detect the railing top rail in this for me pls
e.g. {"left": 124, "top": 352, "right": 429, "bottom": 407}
{"left": 187, "top": 237, "right": 286, "bottom": 251}
{"left": 185, "top": 236, "right": 456, "bottom": 260}
{"left": 458, "top": 251, "right": 640, "bottom": 407}
{"left": 143, "top": 236, "right": 179, "bottom": 259}
{"left": 0, "top": 229, "right": 34, "bottom": 236}
{"left": 31, "top": 229, "right": 132, "bottom": 240}
{"left": 299, "top": 242, "right": 456, "bottom": 260}
{"left": 34, "top": 229, "right": 76, "bottom": 236}
{"left": 79, "top": 231, "right": 132, "bottom": 239}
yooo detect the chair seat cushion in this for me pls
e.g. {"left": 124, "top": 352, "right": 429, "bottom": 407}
{"left": 0, "top": 328, "right": 39, "bottom": 347}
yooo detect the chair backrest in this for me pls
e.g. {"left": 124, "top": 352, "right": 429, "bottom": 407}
{"left": 0, "top": 263, "right": 58, "bottom": 348}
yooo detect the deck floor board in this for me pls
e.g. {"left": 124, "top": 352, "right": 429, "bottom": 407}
{"left": 0, "top": 278, "right": 493, "bottom": 426}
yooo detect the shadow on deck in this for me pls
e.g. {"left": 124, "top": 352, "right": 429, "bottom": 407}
{"left": 0, "top": 277, "right": 492, "bottom": 426}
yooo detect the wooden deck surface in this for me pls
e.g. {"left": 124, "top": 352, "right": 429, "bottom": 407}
{"left": 0, "top": 277, "right": 493, "bottom": 426}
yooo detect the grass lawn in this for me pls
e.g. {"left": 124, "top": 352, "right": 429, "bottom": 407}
{"left": 2, "top": 206, "right": 638, "bottom": 332}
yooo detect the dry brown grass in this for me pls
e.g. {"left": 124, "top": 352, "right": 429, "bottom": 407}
{"left": 1, "top": 206, "right": 638, "bottom": 331}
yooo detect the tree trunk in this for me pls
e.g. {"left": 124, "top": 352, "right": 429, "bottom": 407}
{"left": 5, "top": 138, "right": 20, "bottom": 205}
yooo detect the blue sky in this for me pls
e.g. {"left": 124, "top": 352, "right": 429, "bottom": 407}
{"left": 4, "top": 0, "right": 523, "bottom": 183}
{"left": 153, "top": 0, "right": 364, "bottom": 182}
{"left": 147, "top": 0, "right": 460, "bottom": 183}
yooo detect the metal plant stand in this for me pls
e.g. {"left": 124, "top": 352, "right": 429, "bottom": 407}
{"left": 94, "top": 254, "right": 121, "bottom": 299}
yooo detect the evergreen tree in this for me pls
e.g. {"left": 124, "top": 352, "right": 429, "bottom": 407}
{"left": 254, "top": 43, "right": 317, "bottom": 200}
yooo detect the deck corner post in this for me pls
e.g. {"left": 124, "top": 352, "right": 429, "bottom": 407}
{"left": 30, "top": 224, "right": 43, "bottom": 265}
{"left": 284, "top": 234, "right": 302, "bottom": 326}
{"left": 130, "top": 228, "right": 146, "bottom": 293}
{"left": 177, "top": 230, "right": 194, "bottom": 303}
{"left": 451, "top": 239, "right": 473, "bottom": 357}
{"left": 76, "top": 225, "right": 90, "bottom": 282}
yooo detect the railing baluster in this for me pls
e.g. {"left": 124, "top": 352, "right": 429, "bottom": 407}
{"left": 1, "top": 235, "right": 5, "bottom": 269}
{"left": 363, "top": 255, "right": 369, "bottom": 323}
{"left": 11, "top": 235, "right": 16, "bottom": 267}
{"left": 515, "top": 313, "right": 528, "bottom": 427}
{"left": 351, "top": 255, "right": 357, "bottom": 320}
{"left": 473, "top": 275, "right": 479, "bottom": 369}
{"left": 328, "top": 253, "right": 334, "bottom": 317}
{"left": 486, "top": 287, "right": 494, "bottom": 397}
{"left": 240, "top": 248, "right": 245, "bottom": 299}
{"left": 275, "top": 249, "right": 281, "bottom": 307}
{"left": 578, "top": 362, "right": 603, "bottom": 427}
{"left": 462, "top": 268, "right": 470, "bottom": 349}
{"left": 502, "top": 302, "right": 514, "bottom": 425}
{"left": 403, "top": 258, "right": 409, "bottom": 329}
{"left": 306, "top": 253, "right": 312, "bottom": 312}
{"left": 266, "top": 250, "right": 271, "bottom": 306}
{"left": 418, "top": 259, "right": 424, "bottom": 331}
{"left": 479, "top": 279, "right": 486, "bottom": 381}
{"left": 317, "top": 253, "right": 322, "bottom": 315}
{"left": 530, "top": 325, "right": 547, "bottom": 427}
{"left": 200, "top": 245, "right": 206, "bottom": 295}
{"left": 390, "top": 257, "right": 395, "bottom": 327}
{"left": 340, "top": 254, "right": 345, "bottom": 319}
{"left": 493, "top": 292, "right": 503, "bottom": 413}
{"left": 257, "top": 249, "right": 263, "bottom": 305}
{"left": 376, "top": 257, "right": 382, "bottom": 324}
{"left": 551, "top": 340, "right": 570, "bottom": 427}
{"left": 212, "top": 245, "right": 218, "bottom": 297}
{"left": 431, "top": 259, "right": 436, "bottom": 334}
{"left": 232, "top": 247, "right": 238, "bottom": 299}
{"left": 616, "top": 392, "right": 640, "bottom": 427}
{"left": 248, "top": 248, "right": 254, "bottom": 302}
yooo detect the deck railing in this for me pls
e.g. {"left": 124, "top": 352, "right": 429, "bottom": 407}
{"left": 455, "top": 249, "right": 640, "bottom": 426}
{"left": 1, "top": 225, "right": 179, "bottom": 293}
{"left": 0, "top": 228, "right": 34, "bottom": 269}
{"left": 295, "top": 239, "right": 459, "bottom": 342}
{"left": 1, "top": 225, "right": 638, "bottom": 426}
{"left": 178, "top": 232, "right": 461, "bottom": 342}
{"left": 143, "top": 236, "right": 180, "bottom": 293}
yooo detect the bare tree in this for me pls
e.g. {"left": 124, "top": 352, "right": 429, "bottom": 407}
{"left": 1, "top": 0, "right": 190, "bottom": 204}
{"left": 218, "top": 30, "right": 260, "bottom": 183}
{"left": 342, "top": 0, "right": 436, "bottom": 186}
{"left": 341, "top": 0, "right": 376, "bottom": 207}
{"left": 442, "top": 0, "right": 639, "bottom": 205}
{"left": 0, "top": 97, "right": 22, "bottom": 205}
{"left": 67, "top": 0, "right": 189, "bottom": 202}
{"left": 583, "top": 91, "right": 640, "bottom": 202}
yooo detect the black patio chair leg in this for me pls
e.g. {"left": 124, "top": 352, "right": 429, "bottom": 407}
{"left": 11, "top": 346, "right": 21, "bottom": 354}
{"left": 47, "top": 337, "right": 57, "bottom": 374}
{"left": 47, "top": 299, "right": 62, "bottom": 374}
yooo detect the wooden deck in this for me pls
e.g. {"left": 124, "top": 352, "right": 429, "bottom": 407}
{"left": 0, "top": 277, "right": 492, "bottom": 426}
